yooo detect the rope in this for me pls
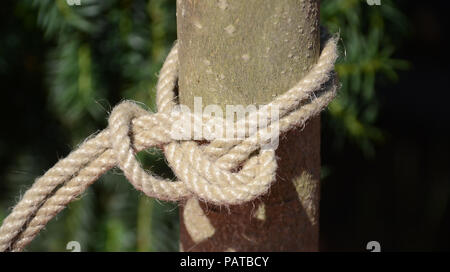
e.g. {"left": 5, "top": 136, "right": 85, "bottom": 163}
{"left": 0, "top": 36, "right": 339, "bottom": 252}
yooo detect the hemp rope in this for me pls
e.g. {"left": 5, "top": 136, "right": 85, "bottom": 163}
{"left": 0, "top": 36, "right": 339, "bottom": 252}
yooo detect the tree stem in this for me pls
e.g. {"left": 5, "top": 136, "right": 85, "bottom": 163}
{"left": 177, "top": 0, "right": 321, "bottom": 251}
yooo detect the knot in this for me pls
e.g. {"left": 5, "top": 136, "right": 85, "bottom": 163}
{"left": 108, "top": 101, "right": 277, "bottom": 204}
{"left": 105, "top": 36, "right": 339, "bottom": 205}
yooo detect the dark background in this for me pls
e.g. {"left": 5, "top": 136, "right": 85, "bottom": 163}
{"left": 0, "top": 0, "right": 449, "bottom": 251}
{"left": 321, "top": 1, "right": 450, "bottom": 251}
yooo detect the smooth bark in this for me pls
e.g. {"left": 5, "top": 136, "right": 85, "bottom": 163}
{"left": 177, "top": 0, "right": 321, "bottom": 251}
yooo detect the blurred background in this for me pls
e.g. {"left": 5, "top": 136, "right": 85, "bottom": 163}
{"left": 0, "top": 0, "right": 448, "bottom": 251}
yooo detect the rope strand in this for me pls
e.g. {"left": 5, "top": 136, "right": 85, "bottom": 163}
{"left": 0, "top": 36, "right": 339, "bottom": 252}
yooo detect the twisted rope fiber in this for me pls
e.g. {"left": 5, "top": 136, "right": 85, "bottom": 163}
{"left": 0, "top": 37, "right": 339, "bottom": 252}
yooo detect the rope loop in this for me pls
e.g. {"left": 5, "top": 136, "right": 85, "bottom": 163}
{"left": 107, "top": 100, "right": 278, "bottom": 204}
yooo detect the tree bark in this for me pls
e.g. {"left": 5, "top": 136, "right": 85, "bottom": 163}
{"left": 177, "top": 0, "right": 321, "bottom": 251}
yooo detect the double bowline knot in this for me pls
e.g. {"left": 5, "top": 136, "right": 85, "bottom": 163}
{"left": 106, "top": 36, "right": 339, "bottom": 205}
{"left": 108, "top": 101, "right": 278, "bottom": 205}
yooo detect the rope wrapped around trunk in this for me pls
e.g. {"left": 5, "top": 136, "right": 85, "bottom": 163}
{"left": 0, "top": 36, "right": 339, "bottom": 252}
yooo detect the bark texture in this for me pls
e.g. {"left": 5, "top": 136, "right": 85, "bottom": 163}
{"left": 177, "top": 0, "right": 321, "bottom": 251}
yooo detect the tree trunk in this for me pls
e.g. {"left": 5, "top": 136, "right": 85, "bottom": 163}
{"left": 177, "top": 0, "right": 321, "bottom": 251}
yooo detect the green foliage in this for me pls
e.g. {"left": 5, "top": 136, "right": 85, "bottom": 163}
{"left": 0, "top": 0, "right": 408, "bottom": 251}
{"left": 321, "top": 0, "right": 409, "bottom": 155}
{"left": 34, "top": 0, "right": 176, "bottom": 139}
{"left": 21, "top": 0, "right": 178, "bottom": 252}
